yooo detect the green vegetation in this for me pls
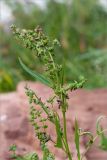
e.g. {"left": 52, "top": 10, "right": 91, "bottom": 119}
{"left": 9, "top": 25, "right": 107, "bottom": 160}
{"left": 0, "top": 0, "right": 107, "bottom": 92}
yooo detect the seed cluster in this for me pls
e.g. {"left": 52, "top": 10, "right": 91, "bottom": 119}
{"left": 25, "top": 86, "right": 55, "bottom": 159}
{"left": 11, "top": 25, "right": 61, "bottom": 87}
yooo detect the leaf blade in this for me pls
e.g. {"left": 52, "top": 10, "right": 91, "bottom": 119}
{"left": 55, "top": 115, "right": 63, "bottom": 148}
{"left": 75, "top": 118, "right": 81, "bottom": 160}
{"left": 19, "top": 57, "right": 52, "bottom": 87}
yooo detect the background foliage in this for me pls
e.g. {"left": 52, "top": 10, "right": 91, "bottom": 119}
{"left": 0, "top": 0, "right": 107, "bottom": 92}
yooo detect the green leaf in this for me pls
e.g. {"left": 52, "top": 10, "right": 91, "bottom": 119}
{"left": 19, "top": 57, "right": 52, "bottom": 87}
{"left": 54, "top": 115, "right": 63, "bottom": 148}
{"left": 75, "top": 118, "right": 81, "bottom": 160}
{"left": 99, "top": 130, "right": 107, "bottom": 151}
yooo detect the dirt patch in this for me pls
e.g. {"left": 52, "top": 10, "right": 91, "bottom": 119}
{"left": 0, "top": 81, "right": 107, "bottom": 160}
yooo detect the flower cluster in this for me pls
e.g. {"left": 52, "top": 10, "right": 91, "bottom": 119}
{"left": 11, "top": 25, "right": 61, "bottom": 87}
{"left": 25, "top": 86, "right": 55, "bottom": 159}
{"left": 25, "top": 86, "right": 55, "bottom": 123}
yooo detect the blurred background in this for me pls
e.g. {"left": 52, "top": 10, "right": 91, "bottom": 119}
{"left": 0, "top": 0, "right": 107, "bottom": 92}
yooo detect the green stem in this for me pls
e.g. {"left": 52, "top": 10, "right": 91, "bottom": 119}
{"left": 62, "top": 110, "right": 72, "bottom": 160}
{"left": 48, "top": 52, "right": 59, "bottom": 86}
{"left": 49, "top": 51, "right": 72, "bottom": 159}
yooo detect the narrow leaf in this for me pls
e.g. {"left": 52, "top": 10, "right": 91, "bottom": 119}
{"left": 99, "top": 130, "right": 107, "bottom": 151}
{"left": 19, "top": 57, "right": 51, "bottom": 87}
{"left": 55, "top": 115, "right": 63, "bottom": 148}
{"left": 75, "top": 118, "right": 81, "bottom": 160}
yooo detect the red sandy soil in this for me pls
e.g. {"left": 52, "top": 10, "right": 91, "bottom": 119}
{"left": 0, "top": 81, "right": 107, "bottom": 160}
